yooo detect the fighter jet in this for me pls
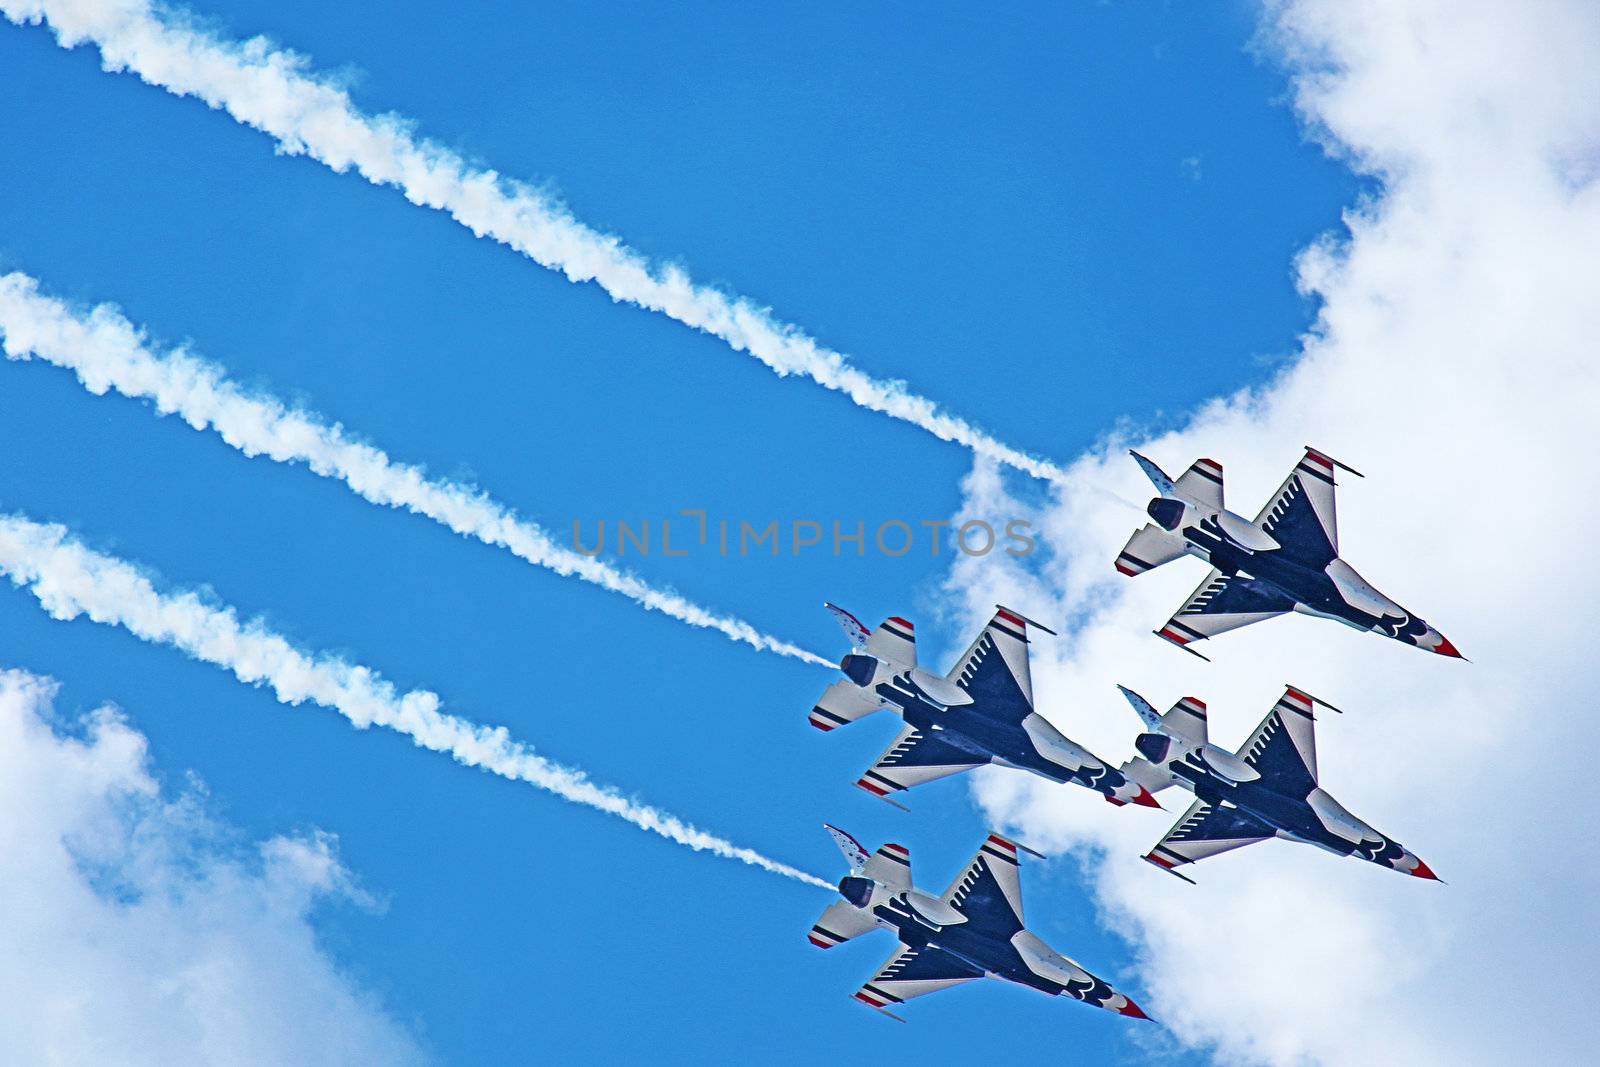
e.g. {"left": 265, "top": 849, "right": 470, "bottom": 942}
{"left": 810, "top": 604, "right": 1159, "bottom": 809}
{"left": 809, "top": 824, "right": 1149, "bottom": 1021}
{"left": 1118, "top": 685, "right": 1439, "bottom": 882}
{"left": 1116, "top": 447, "right": 1461, "bottom": 659}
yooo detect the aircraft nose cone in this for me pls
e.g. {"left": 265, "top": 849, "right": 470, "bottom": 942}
{"left": 1429, "top": 633, "right": 1464, "bottom": 659}
{"left": 1117, "top": 997, "right": 1150, "bottom": 1020}
{"left": 1407, "top": 856, "right": 1441, "bottom": 881}
{"left": 1132, "top": 786, "right": 1162, "bottom": 809}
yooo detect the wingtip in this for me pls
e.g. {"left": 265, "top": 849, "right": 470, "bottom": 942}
{"left": 1154, "top": 629, "right": 1211, "bottom": 660}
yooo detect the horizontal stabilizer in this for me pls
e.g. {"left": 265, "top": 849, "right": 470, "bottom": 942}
{"left": 862, "top": 842, "right": 914, "bottom": 888}
{"left": 1116, "top": 524, "right": 1187, "bottom": 577}
{"left": 1174, "top": 458, "right": 1224, "bottom": 510}
{"left": 1119, "top": 756, "right": 1177, "bottom": 796}
{"left": 1163, "top": 696, "right": 1209, "bottom": 744}
{"left": 809, "top": 899, "right": 878, "bottom": 950}
{"left": 810, "top": 680, "right": 884, "bottom": 732}
{"left": 866, "top": 616, "right": 917, "bottom": 667}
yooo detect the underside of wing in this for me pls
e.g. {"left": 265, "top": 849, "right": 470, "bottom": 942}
{"left": 1253, "top": 448, "right": 1340, "bottom": 568}
{"left": 1237, "top": 686, "right": 1319, "bottom": 797}
{"left": 853, "top": 944, "right": 984, "bottom": 1015}
{"left": 1158, "top": 570, "right": 1297, "bottom": 650}
{"left": 1144, "top": 799, "right": 1274, "bottom": 876}
{"left": 942, "top": 834, "right": 1026, "bottom": 938}
{"left": 946, "top": 607, "right": 1035, "bottom": 723}
{"left": 855, "top": 724, "right": 986, "bottom": 803}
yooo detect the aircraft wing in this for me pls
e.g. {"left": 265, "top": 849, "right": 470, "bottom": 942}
{"left": 941, "top": 834, "right": 1026, "bottom": 939}
{"left": 1237, "top": 686, "right": 1319, "bottom": 796}
{"left": 1143, "top": 799, "right": 1274, "bottom": 876}
{"left": 946, "top": 607, "right": 1034, "bottom": 722}
{"left": 1157, "top": 570, "right": 1297, "bottom": 650}
{"left": 1252, "top": 448, "right": 1341, "bottom": 568}
{"left": 854, "top": 724, "right": 986, "bottom": 804}
{"left": 853, "top": 944, "right": 984, "bottom": 1016}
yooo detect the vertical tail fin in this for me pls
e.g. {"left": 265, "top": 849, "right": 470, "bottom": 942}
{"left": 1129, "top": 451, "right": 1177, "bottom": 496}
{"left": 1118, "top": 686, "right": 1207, "bottom": 743}
{"left": 824, "top": 824, "right": 869, "bottom": 874}
{"left": 824, "top": 603, "right": 871, "bottom": 651}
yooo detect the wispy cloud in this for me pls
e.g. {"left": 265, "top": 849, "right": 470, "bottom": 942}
{"left": 942, "top": 2, "right": 1600, "bottom": 1063}
{"left": 0, "top": 513, "right": 831, "bottom": 890}
{"left": 0, "top": 666, "right": 425, "bottom": 1064}
{"left": 0, "top": 271, "right": 830, "bottom": 667}
{"left": 0, "top": 0, "right": 1065, "bottom": 483}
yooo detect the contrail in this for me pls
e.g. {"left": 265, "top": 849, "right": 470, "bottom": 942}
{"left": 0, "top": 512, "right": 832, "bottom": 889}
{"left": 0, "top": 0, "right": 1067, "bottom": 484}
{"left": 0, "top": 271, "right": 830, "bottom": 667}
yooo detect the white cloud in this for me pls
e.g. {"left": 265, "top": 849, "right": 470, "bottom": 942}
{"left": 0, "top": 666, "right": 425, "bottom": 1065}
{"left": 945, "top": 1, "right": 1600, "bottom": 1062}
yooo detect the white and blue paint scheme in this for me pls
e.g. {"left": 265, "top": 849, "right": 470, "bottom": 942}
{"left": 1118, "top": 686, "right": 1439, "bottom": 882}
{"left": 810, "top": 605, "right": 1161, "bottom": 809}
{"left": 808, "top": 825, "right": 1149, "bottom": 1021}
{"left": 1117, "top": 448, "right": 1462, "bottom": 659}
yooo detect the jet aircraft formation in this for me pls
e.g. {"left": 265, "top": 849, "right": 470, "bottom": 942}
{"left": 805, "top": 447, "right": 1457, "bottom": 1022}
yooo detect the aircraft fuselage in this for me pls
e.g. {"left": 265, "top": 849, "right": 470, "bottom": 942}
{"left": 871, "top": 679, "right": 1133, "bottom": 798}
{"left": 1151, "top": 746, "right": 1418, "bottom": 869}
{"left": 1176, "top": 515, "right": 1439, "bottom": 647}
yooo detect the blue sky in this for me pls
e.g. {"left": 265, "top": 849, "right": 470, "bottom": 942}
{"left": 0, "top": 3, "right": 1365, "bottom": 1062}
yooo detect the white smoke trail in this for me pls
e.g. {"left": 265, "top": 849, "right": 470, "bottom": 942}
{"left": 0, "top": 0, "right": 1066, "bottom": 484}
{"left": 0, "top": 512, "right": 831, "bottom": 889}
{"left": 0, "top": 272, "right": 830, "bottom": 667}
